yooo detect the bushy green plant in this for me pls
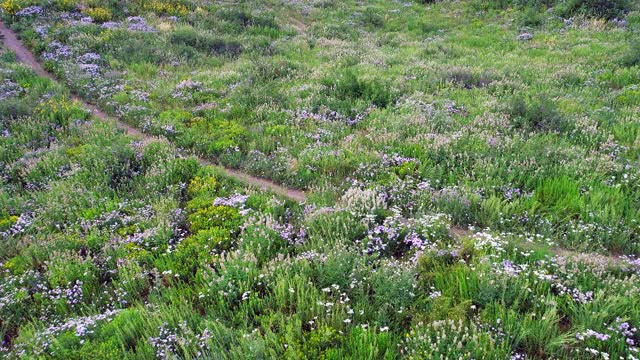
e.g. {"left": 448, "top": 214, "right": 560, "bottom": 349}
{"left": 621, "top": 39, "right": 640, "bottom": 67}
{"left": 83, "top": 7, "right": 113, "bottom": 23}
{"left": 361, "top": 7, "right": 385, "bottom": 28}
{"left": 508, "top": 96, "right": 569, "bottom": 133}
{"left": 3, "top": 1, "right": 640, "bottom": 358}
{"left": 400, "top": 319, "right": 510, "bottom": 359}
{"left": 555, "top": 0, "right": 630, "bottom": 19}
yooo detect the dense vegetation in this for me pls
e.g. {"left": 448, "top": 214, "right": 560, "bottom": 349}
{"left": 1, "top": 0, "right": 639, "bottom": 358}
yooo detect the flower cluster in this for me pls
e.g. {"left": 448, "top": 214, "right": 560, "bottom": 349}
{"left": 101, "top": 21, "right": 121, "bottom": 30}
{"left": 213, "top": 193, "right": 249, "bottom": 215}
{"left": 148, "top": 322, "right": 214, "bottom": 359}
{"left": 127, "top": 16, "right": 156, "bottom": 32}
{"left": 0, "top": 79, "right": 23, "bottom": 100}
{"left": 15, "top": 5, "right": 43, "bottom": 17}
{"left": 172, "top": 79, "right": 203, "bottom": 100}
{"left": 18, "top": 309, "right": 122, "bottom": 355}
{"left": 42, "top": 41, "right": 72, "bottom": 62}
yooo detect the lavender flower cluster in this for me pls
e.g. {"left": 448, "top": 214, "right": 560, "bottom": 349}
{"left": 381, "top": 153, "right": 420, "bottom": 167}
{"left": 263, "top": 220, "right": 306, "bottom": 245}
{"left": 44, "top": 280, "right": 85, "bottom": 306}
{"left": 214, "top": 193, "right": 250, "bottom": 215}
{"left": 42, "top": 41, "right": 72, "bottom": 62}
{"left": 77, "top": 52, "right": 103, "bottom": 78}
{"left": 148, "top": 322, "right": 213, "bottom": 359}
{"left": 15, "top": 6, "right": 44, "bottom": 17}
{"left": 289, "top": 106, "right": 373, "bottom": 126}
{"left": 127, "top": 17, "right": 156, "bottom": 32}
{"left": 101, "top": 21, "right": 121, "bottom": 30}
{"left": 0, "top": 212, "right": 34, "bottom": 239}
{"left": 12, "top": 309, "right": 121, "bottom": 356}
{"left": 172, "top": 79, "right": 203, "bottom": 100}
{"left": 575, "top": 319, "right": 638, "bottom": 358}
{"left": 0, "top": 79, "right": 24, "bottom": 100}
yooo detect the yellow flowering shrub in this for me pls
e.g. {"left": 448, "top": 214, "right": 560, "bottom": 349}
{"left": 35, "top": 98, "right": 90, "bottom": 127}
{"left": 53, "top": 0, "right": 77, "bottom": 11}
{"left": 143, "top": 1, "right": 188, "bottom": 16}
{"left": 187, "top": 175, "right": 219, "bottom": 198}
{"left": 83, "top": 7, "right": 112, "bottom": 23}
{"left": 0, "top": 215, "right": 18, "bottom": 231}
{"left": 1, "top": 0, "right": 21, "bottom": 15}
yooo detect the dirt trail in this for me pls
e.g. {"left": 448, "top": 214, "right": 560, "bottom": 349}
{"left": 0, "top": 21, "right": 306, "bottom": 202}
{"left": 0, "top": 22, "right": 632, "bottom": 262}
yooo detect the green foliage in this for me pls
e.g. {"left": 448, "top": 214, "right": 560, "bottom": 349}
{"left": 83, "top": 7, "right": 113, "bottom": 23}
{"left": 319, "top": 69, "right": 397, "bottom": 116}
{"left": 517, "top": 6, "right": 546, "bottom": 27}
{"left": 621, "top": 39, "right": 640, "bottom": 67}
{"left": 508, "top": 96, "right": 569, "bottom": 133}
{"left": 472, "top": 0, "right": 631, "bottom": 19}
{"left": 2, "top": 1, "right": 640, "bottom": 358}
{"left": 555, "top": 0, "right": 630, "bottom": 19}
{"left": 187, "top": 204, "right": 242, "bottom": 233}
{"left": 361, "top": 7, "right": 385, "bottom": 28}
{"left": 170, "top": 27, "right": 243, "bottom": 57}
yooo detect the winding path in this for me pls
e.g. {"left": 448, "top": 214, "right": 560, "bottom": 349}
{"left": 0, "top": 21, "right": 631, "bottom": 263}
{"left": 0, "top": 21, "right": 306, "bottom": 202}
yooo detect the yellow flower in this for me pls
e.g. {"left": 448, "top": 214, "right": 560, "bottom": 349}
{"left": 83, "top": 7, "right": 112, "bottom": 23}
{"left": 1, "top": 0, "right": 21, "bottom": 15}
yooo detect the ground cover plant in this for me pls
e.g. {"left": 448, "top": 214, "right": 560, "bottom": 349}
{"left": 1, "top": 0, "right": 640, "bottom": 358}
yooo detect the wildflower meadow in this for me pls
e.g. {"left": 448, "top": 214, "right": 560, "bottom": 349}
{"left": 1, "top": 0, "right": 640, "bottom": 358}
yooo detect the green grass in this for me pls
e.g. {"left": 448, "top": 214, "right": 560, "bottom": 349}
{"left": 1, "top": 0, "right": 640, "bottom": 358}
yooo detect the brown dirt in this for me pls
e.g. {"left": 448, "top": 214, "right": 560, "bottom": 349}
{"left": 0, "top": 20, "right": 306, "bottom": 202}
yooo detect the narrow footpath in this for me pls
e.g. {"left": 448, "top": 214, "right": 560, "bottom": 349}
{"left": 0, "top": 21, "right": 306, "bottom": 202}
{"left": 0, "top": 22, "right": 629, "bottom": 264}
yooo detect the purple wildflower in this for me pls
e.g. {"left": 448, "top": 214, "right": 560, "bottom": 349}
{"left": 127, "top": 16, "right": 156, "bottom": 32}
{"left": 15, "top": 6, "right": 44, "bottom": 17}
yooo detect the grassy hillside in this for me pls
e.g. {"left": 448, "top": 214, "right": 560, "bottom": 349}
{"left": 1, "top": 0, "right": 640, "bottom": 358}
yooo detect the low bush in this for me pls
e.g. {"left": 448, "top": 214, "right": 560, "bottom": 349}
{"left": 621, "top": 39, "right": 640, "bottom": 67}
{"left": 83, "top": 7, "right": 112, "bottom": 23}
{"left": 471, "top": 0, "right": 630, "bottom": 19}
{"left": 507, "top": 96, "right": 569, "bottom": 133}
{"left": 555, "top": 0, "right": 630, "bottom": 19}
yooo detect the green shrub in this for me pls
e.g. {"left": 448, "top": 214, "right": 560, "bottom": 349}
{"left": 361, "top": 8, "right": 385, "bottom": 28}
{"left": 106, "top": 146, "right": 143, "bottom": 190}
{"left": 217, "top": 8, "right": 254, "bottom": 27}
{"left": 400, "top": 319, "right": 510, "bottom": 358}
{"left": 170, "top": 228, "right": 230, "bottom": 277}
{"left": 210, "top": 38, "right": 243, "bottom": 57}
{"left": 518, "top": 6, "right": 546, "bottom": 26}
{"left": 555, "top": 0, "right": 630, "bottom": 19}
{"left": 621, "top": 39, "right": 640, "bottom": 67}
{"left": 83, "top": 7, "right": 113, "bottom": 23}
{"left": 320, "top": 69, "right": 397, "bottom": 115}
{"left": 471, "top": 0, "right": 629, "bottom": 19}
{"left": 507, "top": 96, "right": 569, "bottom": 133}
{"left": 170, "top": 26, "right": 243, "bottom": 57}
{"left": 188, "top": 205, "right": 242, "bottom": 233}
{"left": 53, "top": 0, "right": 78, "bottom": 11}
{"left": 170, "top": 27, "right": 201, "bottom": 47}
{"left": 446, "top": 68, "right": 495, "bottom": 89}
{"left": 0, "top": 99, "right": 32, "bottom": 118}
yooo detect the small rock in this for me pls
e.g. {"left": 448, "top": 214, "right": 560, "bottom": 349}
{"left": 612, "top": 18, "right": 627, "bottom": 28}
{"left": 518, "top": 32, "right": 533, "bottom": 41}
